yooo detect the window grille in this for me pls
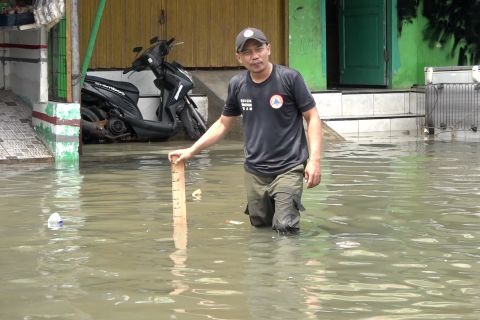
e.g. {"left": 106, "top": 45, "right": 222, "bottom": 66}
{"left": 48, "top": 16, "right": 67, "bottom": 102}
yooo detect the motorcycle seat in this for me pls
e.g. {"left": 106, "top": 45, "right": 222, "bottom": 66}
{"left": 85, "top": 75, "right": 139, "bottom": 95}
{"left": 85, "top": 75, "right": 140, "bottom": 104}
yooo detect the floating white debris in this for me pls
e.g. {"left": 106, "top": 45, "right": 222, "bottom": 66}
{"left": 411, "top": 238, "right": 439, "bottom": 244}
{"left": 336, "top": 241, "right": 361, "bottom": 249}
{"left": 47, "top": 212, "right": 64, "bottom": 229}
{"left": 227, "top": 220, "right": 244, "bottom": 225}
{"left": 192, "top": 188, "right": 202, "bottom": 200}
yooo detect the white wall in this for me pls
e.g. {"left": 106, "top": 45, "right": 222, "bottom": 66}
{"left": 0, "top": 27, "right": 48, "bottom": 106}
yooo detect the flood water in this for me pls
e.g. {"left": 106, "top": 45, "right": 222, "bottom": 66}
{"left": 1, "top": 135, "right": 480, "bottom": 320}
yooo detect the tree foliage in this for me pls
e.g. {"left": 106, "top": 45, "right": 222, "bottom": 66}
{"left": 397, "top": 0, "right": 420, "bottom": 34}
{"left": 422, "top": 0, "right": 480, "bottom": 64}
{"left": 397, "top": 0, "right": 480, "bottom": 64}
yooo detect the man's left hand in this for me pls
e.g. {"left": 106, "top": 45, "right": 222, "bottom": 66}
{"left": 304, "top": 160, "right": 321, "bottom": 188}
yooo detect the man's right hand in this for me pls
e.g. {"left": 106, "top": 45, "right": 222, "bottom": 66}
{"left": 168, "top": 148, "right": 194, "bottom": 164}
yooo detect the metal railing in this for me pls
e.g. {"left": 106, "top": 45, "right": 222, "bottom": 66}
{"left": 48, "top": 17, "right": 67, "bottom": 102}
{"left": 424, "top": 83, "right": 480, "bottom": 134}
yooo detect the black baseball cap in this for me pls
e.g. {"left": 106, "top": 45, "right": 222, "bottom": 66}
{"left": 235, "top": 27, "right": 268, "bottom": 53}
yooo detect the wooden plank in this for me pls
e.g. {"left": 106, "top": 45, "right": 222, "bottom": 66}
{"left": 171, "top": 154, "right": 187, "bottom": 249}
{"left": 78, "top": 0, "right": 93, "bottom": 68}
{"left": 94, "top": 0, "right": 108, "bottom": 68}
{"left": 107, "top": 0, "right": 125, "bottom": 68}
{"left": 210, "top": 0, "right": 235, "bottom": 66}
{"left": 195, "top": 0, "right": 208, "bottom": 66}
{"left": 171, "top": 155, "right": 187, "bottom": 225}
{"left": 125, "top": 0, "right": 143, "bottom": 65}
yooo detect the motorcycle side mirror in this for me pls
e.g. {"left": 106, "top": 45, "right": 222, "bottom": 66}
{"left": 132, "top": 47, "right": 143, "bottom": 60}
{"left": 150, "top": 36, "right": 159, "bottom": 44}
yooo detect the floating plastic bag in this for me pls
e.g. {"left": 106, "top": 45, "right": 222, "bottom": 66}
{"left": 47, "top": 212, "right": 64, "bottom": 229}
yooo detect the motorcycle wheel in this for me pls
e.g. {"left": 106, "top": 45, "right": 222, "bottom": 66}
{"left": 81, "top": 107, "right": 102, "bottom": 143}
{"left": 81, "top": 106, "right": 101, "bottom": 122}
{"left": 180, "top": 104, "right": 207, "bottom": 140}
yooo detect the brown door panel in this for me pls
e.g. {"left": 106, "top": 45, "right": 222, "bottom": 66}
{"left": 79, "top": 0, "right": 285, "bottom": 69}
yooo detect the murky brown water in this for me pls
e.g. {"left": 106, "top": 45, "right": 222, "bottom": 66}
{"left": 1, "top": 136, "right": 480, "bottom": 319}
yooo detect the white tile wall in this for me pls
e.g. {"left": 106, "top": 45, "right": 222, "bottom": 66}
{"left": 359, "top": 118, "right": 391, "bottom": 132}
{"left": 314, "top": 92, "right": 342, "bottom": 117}
{"left": 409, "top": 92, "right": 425, "bottom": 114}
{"left": 312, "top": 91, "right": 426, "bottom": 119}
{"left": 390, "top": 117, "right": 419, "bottom": 131}
{"left": 341, "top": 94, "right": 375, "bottom": 116}
{"left": 373, "top": 93, "right": 406, "bottom": 115}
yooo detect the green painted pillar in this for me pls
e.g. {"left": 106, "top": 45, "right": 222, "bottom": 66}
{"left": 288, "top": 0, "right": 326, "bottom": 91}
{"left": 32, "top": 102, "right": 81, "bottom": 162}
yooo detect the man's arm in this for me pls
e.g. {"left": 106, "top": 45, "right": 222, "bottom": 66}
{"left": 302, "top": 107, "right": 323, "bottom": 188}
{"left": 168, "top": 115, "right": 238, "bottom": 163}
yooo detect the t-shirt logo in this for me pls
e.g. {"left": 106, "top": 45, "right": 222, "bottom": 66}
{"left": 241, "top": 98, "right": 253, "bottom": 111}
{"left": 270, "top": 95, "right": 283, "bottom": 109}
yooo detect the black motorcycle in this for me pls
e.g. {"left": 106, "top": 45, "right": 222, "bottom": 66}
{"left": 81, "top": 37, "right": 207, "bottom": 143}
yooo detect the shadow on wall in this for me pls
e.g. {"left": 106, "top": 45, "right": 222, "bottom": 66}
{"left": 398, "top": 0, "right": 480, "bottom": 65}
{"left": 191, "top": 70, "right": 244, "bottom": 140}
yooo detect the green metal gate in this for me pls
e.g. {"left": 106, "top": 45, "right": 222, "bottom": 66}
{"left": 48, "top": 17, "right": 68, "bottom": 101}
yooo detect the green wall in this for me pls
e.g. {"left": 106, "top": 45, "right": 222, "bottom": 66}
{"left": 286, "top": 0, "right": 467, "bottom": 90}
{"left": 392, "top": 2, "right": 460, "bottom": 88}
{"left": 288, "top": 0, "right": 326, "bottom": 91}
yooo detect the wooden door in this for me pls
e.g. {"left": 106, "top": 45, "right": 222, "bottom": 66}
{"left": 79, "top": 0, "right": 167, "bottom": 69}
{"left": 79, "top": 0, "right": 285, "bottom": 69}
{"left": 165, "top": 0, "right": 286, "bottom": 67}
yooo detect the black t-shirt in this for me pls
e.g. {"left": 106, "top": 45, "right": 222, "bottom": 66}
{"left": 223, "top": 64, "right": 315, "bottom": 176}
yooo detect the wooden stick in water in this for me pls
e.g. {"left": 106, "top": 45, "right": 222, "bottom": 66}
{"left": 171, "top": 155, "right": 187, "bottom": 225}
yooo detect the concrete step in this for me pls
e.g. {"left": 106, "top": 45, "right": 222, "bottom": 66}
{"left": 323, "top": 114, "right": 424, "bottom": 135}
{"left": 313, "top": 89, "right": 425, "bottom": 135}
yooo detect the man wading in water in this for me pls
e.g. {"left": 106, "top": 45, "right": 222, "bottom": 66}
{"left": 168, "top": 27, "right": 322, "bottom": 233}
